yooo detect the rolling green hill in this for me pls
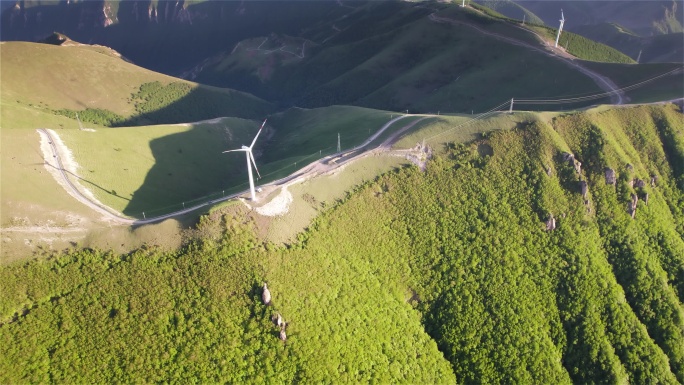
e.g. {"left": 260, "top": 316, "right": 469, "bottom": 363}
{"left": 195, "top": 2, "right": 617, "bottom": 113}
{"left": 0, "top": 42, "right": 274, "bottom": 124}
{"left": 0, "top": 40, "right": 275, "bottom": 256}
{"left": 573, "top": 23, "right": 684, "bottom": 63}
{"left": 512, "top": 0, "right": 683, "bottom": 36}
{"left": 1, "top": 103, "right": 682, "bottom": 382}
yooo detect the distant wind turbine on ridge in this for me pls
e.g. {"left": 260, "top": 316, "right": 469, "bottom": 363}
{"left": 555, "top": 9, "right": 565, "bottom": 48}
{"left": 223, "top": 119, "right": 267, "bottom": 201}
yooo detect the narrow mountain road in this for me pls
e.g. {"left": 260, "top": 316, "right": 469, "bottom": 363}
{"left": 428, "top": 13, "right": 625, "bottom": 105}
{"left": 38, "top": 128, "right": 135, "bottom": 225}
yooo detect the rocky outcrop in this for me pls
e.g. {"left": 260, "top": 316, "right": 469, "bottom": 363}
{"left": 561, "top": 152, "right": 582, "bottom": 174}
{"left": 579, "top": 180, "right": 588, "bottom": 199}
{"left": 262, "top": 283, "right": 271, "bottom": 305}
{"left": 546, "top": 213, "right": 556, "bottom": 231}
{"left": 605, "top": 168, "right": 616, "bottom": 185}
{"left": 629, "top": 193, "right": 638, "bottom": 219}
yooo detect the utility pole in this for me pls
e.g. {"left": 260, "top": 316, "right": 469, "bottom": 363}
{"left": 555, "top": 9, "right": 565, "bottom": 48}
{"left": 337, "top": 133, "right": 341, "bottom": 153}
{"left": 76, "top": 112, "right": 84, "bottom": 131}
{"left": 461, "top": 0, "right": 465, "bottom": 7}
{"left": 636, "top": 49, "right": 642, "bottom": 64}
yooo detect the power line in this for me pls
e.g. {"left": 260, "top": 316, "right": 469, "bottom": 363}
{"left": 515, "top": 67, "right": 682, "bottom": 105}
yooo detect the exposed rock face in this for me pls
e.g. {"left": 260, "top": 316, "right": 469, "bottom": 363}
{"left": 279, "top": 328, "right": 287, "bottom": 341}
{"left": 626, "top": 163, "right": 634, "bottom": 171}
{"left": 262, "top": 283, "right": 271, "bottom": 305}
{"left": 644, "top": 192, "right": 649, "bottom": 205}
{"left": 561, "top": 152, "right": 582, "bottom": 174}
{"left": 272, "top": 313, "right": 284, "bottom": 327}
{"left": 579, "top": 180, "right": 588, "bottom": 199}
{"left": 630, "top": 193, "right": 639, "bottom": 219}
{"left": 605, "top": 168, "right": 616, "bottom": 185}
{"left": 650, "top": 174, "right": 658, "bottom": 187}
{"left": 546, "top": 165, "right": 552, "bottom": 176}
{"left": 546, "top": 213, "right": 556, "bottom": 231}
{"left": 573, "top": 159, "right": 582, "bottom": 175}
{"left": 633, "top": 178, "right": 646, "bottom": 188}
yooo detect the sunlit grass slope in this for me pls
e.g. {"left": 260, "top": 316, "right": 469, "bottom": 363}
{"left": 0, "top": 40, "right": 273, "bottom": 223}
{"left": 1, "top": 41, "right": 172, "bottom": 116}
{"left": 1, "top": 103, "right": 682, "bottom": 382}
{"left": 0, "top": 42, "right": 274, "bottom": 124}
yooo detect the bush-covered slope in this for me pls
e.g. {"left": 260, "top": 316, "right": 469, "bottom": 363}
{"left": 1, "top": 104, "right": 683, "bottom": 382}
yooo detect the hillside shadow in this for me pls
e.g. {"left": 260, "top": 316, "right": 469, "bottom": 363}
{"left": 116, "top": 85, "right": 273, "bottom": 128}
{"left": 121, "top": 117, "right": 264, "bottom": 218}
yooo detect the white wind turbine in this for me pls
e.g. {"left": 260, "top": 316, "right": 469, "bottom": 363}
{"left": 223, "top": 119, "right": 267, "bottom": 201}
{"left": 554, "top": 9, "right": 565, "bottom": 48}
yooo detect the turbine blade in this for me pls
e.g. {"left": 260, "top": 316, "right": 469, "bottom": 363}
{"left": 223, "top": 148, "right": 248, "bottom": 153}
{"left": 249, "top": 151, "right": 261, "bottom": 179}
{"left": 249, "top": 119, "right": 267, "bottom": 149}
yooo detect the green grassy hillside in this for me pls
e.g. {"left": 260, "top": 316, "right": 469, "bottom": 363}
{"left": 0, "top": 42, "right": 274, "bottom": 125}
{"left": 1, "top": 103, "right": 682, "bottom": 382}
{"left": 0, "top": 41, "right": 276, "bottom": 227}
{"left": 472, "top": 0, "right": 544, "bottom": 25}
{"left": 573, "top": 23, "right": 684, "bottom": 63}
{"left": 581, "top": 62, "right": 684, "bottom": 103}
{"left": 527, "top": 24, "right": 636, "bottom": 64}
{"left": 194, "top": 2, "right": 611, "bottom": 113}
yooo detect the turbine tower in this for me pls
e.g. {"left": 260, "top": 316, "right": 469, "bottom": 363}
{"left": 223, "top": 119, "right": 267, "bottom": 201}
{"left": 554, "top": 9, "right": 565, "bottom": 48}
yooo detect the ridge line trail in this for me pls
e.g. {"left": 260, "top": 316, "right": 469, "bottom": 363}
{"left": 428, "top": 13, "right": 625, "bottom": 105}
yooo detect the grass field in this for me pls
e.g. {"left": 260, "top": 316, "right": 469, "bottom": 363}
{"left": 0, "top": 42, "right": 172, "bottom": 116}
{"left": 0, "top": 42, "right": 274, "bottom": 126}
{"left": 51, "top": 106, "right": 400, "bottom": 218}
